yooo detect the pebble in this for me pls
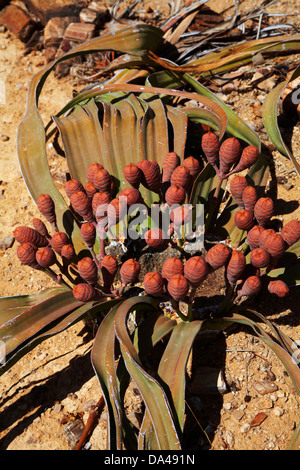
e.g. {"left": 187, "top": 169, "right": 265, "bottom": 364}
{"left": 251, "top": 379, "right": 278, "bottom": 395}
{"left": 240, "top": 423, "right": 251, "bottom": 433}
{"left": 0, "top": 235, "right": 14, "bottom": 250}
{"left": 52, "top": 403, "right": 62, "bottom": 413}
{"left": 0, "top": 135, "right": 9, "bottom": 143}
{"left": 223, "top": 402, "right": 232, "bottom": 410}
{"left": 273, "top": 407, "right": 284, "bottom": 417}
{"left": 232, "top": 409, "right": 244, "bottom": 421}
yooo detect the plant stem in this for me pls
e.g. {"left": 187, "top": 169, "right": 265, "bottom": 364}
{"left": 205, "top": 175, "right": 226, "bottom": 232}
{"left": 171, "top": 299, "right": 189, "bottom": 322}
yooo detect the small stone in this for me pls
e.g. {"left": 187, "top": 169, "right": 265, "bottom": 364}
{"left": 82, "top": 399, "right": 97, "bottom": 413}
{"left": 79, "top": 8, "right": 99, "bottom": 23}
{"left": 0, "top": 134, "right": 9, "bottom": 141}
{"left": 252, "top": 53, "right": 265, "bottom": 66}
{"left": 222, "top": 82, "right": 235, "bottom": 94}
{"left": 251, "top": 379, "right": 278, "bottom": 395}
{"left": 250, "top": 411, "right": 267, "bottom": 427}
{"left": 223, "top": 430, "right": 235, "bottom": 447}
{"left": 0, "top": 235, "right": 14, "bottom": 250}
{"left": 223, "top": 402, "right": 232, "bottom": 410}
{"left": 273, "top": 406, "right": 284, "bottom": 417}
{"left": 240, "top": 423, "right": 251, "bottom": 433}
{"left": 53, "top": 403, "right": 62, "bottom": 413}
{"left": 232, "top": 409, "right": 244, "bottom": 421}
{"left": 283, "top": 182, "right": 293, "bottom": 190}
{"left": 63, "top": 419, "right": 84, "bottom": 447}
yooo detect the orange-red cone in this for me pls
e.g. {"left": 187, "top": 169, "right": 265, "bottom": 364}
{"left": 247, "top": 225, "right": 265, "bottom": 250}
{"left": 143, "top": 272, "right": 164, "bottom": 296}
{"left": 73, "top": 283, "right": 101, "bottom": 302}
{"left": 239, "top": 275, "right": 261, "bottom": 296}
{"left": 230, "top": 176, "right": 248, "bottom": 208}
{"left": 78, "top": 257, "right": 98, "bottom": 285}
{"left": 168, "top": 274, "right": 189, "bottom": 302}
{"left": 205, "top": 243, "right": 231, "bottom": 270}
{"left": 281, "top": 219, "right": 300, "bottom": 246}
{"left": 37, "top": 194, "right": 57, "bottom": 226}
{"left": 17, "top": 243, "right": 39, "bottom": 269}
{"left": 51, "top": 231, "right": 69, "bottom": 255}
{"left": 65, "top": 179, "right": 85, "bottom": 199}
{"left": 219, "top": 137, "right": 242, "bottom": 176}
{"left": 250, "top": 247, "right": 270, "bottom": 268}
{"left": 162, "top": 257, "right": 184, "bottom": 281}
{"left": 234, "top": 209, "right": 254, "bottom": 231}
{"left": 120, "top": 259, "right": 140, "bottom": 285}
{"left": 14, "top": 226, "right": 48, "bottom": 247}
{"left": 36, "top": 246, "right": 57, "bottom": 268}
{"left": 80, "top": 222, "right": 96, "bottom": 248}
{"left": 201, "top": 131, "right": 220, "bottom": 166}
{"left": 144, "top": 228, "right": 167, "bottom": 249}
{"left": 254, "top": 197, "right": 274, "bottom": 227}
{"left": 268, "top": 280, "right": 289, "bottom": 297}
{"left": 226, "top": 250, "right": 246, "bottom": 285}
{"left": 165, "top": 184, "right": 186, "bottom": 206}
{"left": 162, "top": 152, "right": 180, "bottom": 183}
{"left": 184, "top": 256, "right": 208, "bottom": 287}
{"left": 170, "top": 165, "right": 190, "bottom": 190}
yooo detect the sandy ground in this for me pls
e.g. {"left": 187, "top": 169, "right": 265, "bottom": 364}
{"left": 0, "top": 0, "right": 300, "bottom": 451}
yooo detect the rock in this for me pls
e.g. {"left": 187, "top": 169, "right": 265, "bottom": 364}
{"left": 250, "top": 411, "right": 267, "bottom": 427}
{"left": 0, "top": 235, "right": 14, "bottom": 250}
{"left": 240, "top": 423, "right": 251, "bottom": 433}
{"left": 257, "top": 78, "right": 277, "bottom": 93}
{"left": 273, "top": 406, "right": 284, "bottom": 417}
{"left": 43, "top": 16, "right": 78, "bottom": 47}
{"left": 22, "top": 0, "right": 86, "bottom": 26}
{"left": 0, "top": 4, "right": 36, "bottom": 42}
{"left": 0, "top": 134, "right": 9, "bottom": 141}
{"left": 63, "top": 419, "right": 85, "bottom": 447}
{"left": 232, "top": 409, "right": 244, "bottom": 421}
{"left": 251, "top": 379, "right": 278, "bottom": 395}
{"left": 79, "top": 8, "right": 99, "bottom": 24}
{"left": 63, "top": 22, "right": 95, "bottom": 42}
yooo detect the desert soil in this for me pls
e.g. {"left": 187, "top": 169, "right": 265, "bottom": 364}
{"left": 0, "top": 0, "right": 299, "bottom": 451}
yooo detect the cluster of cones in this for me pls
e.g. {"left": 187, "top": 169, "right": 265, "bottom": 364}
{"left": 229, "top": 174, "right": 300, "bottom": 298}
{"left": 201, "top": 132, "right": 260, "bottom": 179}
{"left": 13, "top": 130, "right": 298, "bottom": 306}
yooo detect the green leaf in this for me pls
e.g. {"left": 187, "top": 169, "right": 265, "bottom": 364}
{"left": 262, "top": 65, "right": 300, "bottom": 176}
{"left": 91, "top": 302, "right": 124, "bottom": 450}
{"left": 0, "top": 286, "right": 68, "bottom": 328}
{"left": 158, "top": 321, "right": 202, "bottom": 431}
{"left": 113, "top": 296, "right": 181, "bottom": 450}
{"left": 0, "top": 288, "right": 116, "bottom": 375}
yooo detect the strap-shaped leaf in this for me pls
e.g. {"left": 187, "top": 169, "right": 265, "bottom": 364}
{"left": 166, "top": 105, "right": 188, "bottom": 159}
{"left": 91, "top": 302, "right": 124, "bottom": 450}
{"left": 1, "top": 297, "right": 114, "bottom": 376}
{"left": 0, "top": 286, "right": 68, "bottom": 328}
{"left": 53, "top": 99, "right": 108, "bottom": 184}
{"left": 1, "top": 289, "right": 79, "bottom": 357}
{"left": 157, "top": 320, "right": 202, "bottom": 431}
{"left": 113, "top": 296, "right": 181, "bottom": 450}
{"left": 262, "top": 65, "right": 300, "bottom": 177}
{"left": 134, "top": 311, "right": 177, "bottom": 450}
{"left": 17, "top": 24, "right": 164, "bottom": 250}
